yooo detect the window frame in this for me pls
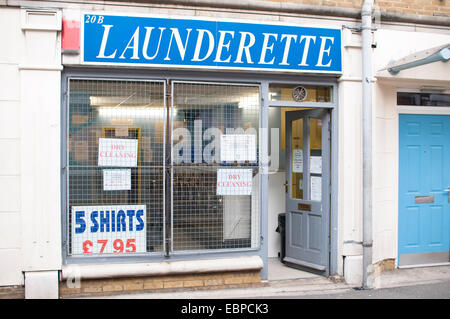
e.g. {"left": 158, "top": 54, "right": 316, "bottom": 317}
{"left": 62, "top": 72, "right": 264, "bottom": 265}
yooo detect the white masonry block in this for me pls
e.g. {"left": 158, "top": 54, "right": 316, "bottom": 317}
{"left": 25, "top": 271, "right": 59, "bottom": 299}
{"left": 344, "top": 255, "right": 363, "bottom": 286}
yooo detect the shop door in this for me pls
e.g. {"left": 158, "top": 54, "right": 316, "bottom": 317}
{"left": 398, "top": 114, "right": 450, "bottom": 266}
{"left": 284, "top": 109, "right": 330, "bottom": 274}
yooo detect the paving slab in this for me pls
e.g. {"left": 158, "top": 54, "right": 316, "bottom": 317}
{"left": 76, "top": 265, "right": 450, "bottom": 299}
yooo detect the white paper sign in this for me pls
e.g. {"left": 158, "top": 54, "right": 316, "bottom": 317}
{"left": 292, "top": 149, "right": 303, "bottom": 173}
{"left": 71, "top": 205, "right": 146, "bottom": 255}
{"left": 217, "top": 169, "right": 253, "bottom": 195}
{"left": 235, "top": 134, "right": 256, "bottom": 162}
{"left": 310, "top": 176, "right": 322, "bottom": 201}
{"left": 220, "top": 135, "right": 236, "bottom": 162}
{"left": 220, "top": 134, "right": 256, "bottom": 162}
{"left": 310, "top": 156, "right": 322, "bottom": 174}
{"left": 98, "top": 138, "right": 138, "bottom": 167}
{"left": 103, "top": 169, "right": 131, "bottom": 191}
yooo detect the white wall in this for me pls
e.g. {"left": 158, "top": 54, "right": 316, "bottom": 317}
{"left": 0, "top": 6, "right": 63, "bottom": 288}
{"left": 372, "top": 28, "right": 450, "bottom": 266}
{"left": 372, "top": 83, "right": 398, "bottom": 265}
{"left": 0, "top": 7, "right": 24, "bottom": 286}
{"left": 374, "top": 28, "right": 450, "bottom": 81}
{"left": 337, "top": 24, "right": 450, "bottom": 283}
{"left": 19, "top": 8, "right": 62, "bottom": 281}
{"left": 337, "top": 29, "right": 364, "bottom": 278}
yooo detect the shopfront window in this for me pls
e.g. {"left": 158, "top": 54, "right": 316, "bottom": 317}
{"left": 66, "top": 78, "right": 260, "bottom": 257}
{"left": 171, "top": 82, "right": 260, "bottom": 251}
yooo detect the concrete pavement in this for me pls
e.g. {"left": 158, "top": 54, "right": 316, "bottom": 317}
{"left": 290, "top": 281, "right": 450, "bottom": 299}
{"left": 80, "top": 264, "right": 450, "bottom": 299}
{"left": 373, "top": 264, "right": 450, "bottom": 289}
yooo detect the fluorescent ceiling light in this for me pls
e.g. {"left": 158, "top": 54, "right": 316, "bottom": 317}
{"left": 98, "top": 107, "right": 176, "bottom": 117}
{"left": 89, "top": 95, "right": 159, "bottom": 107}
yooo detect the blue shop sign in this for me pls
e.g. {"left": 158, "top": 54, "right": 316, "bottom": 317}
{"left": 82, "top": 14, "right": 342, "bottom": 73}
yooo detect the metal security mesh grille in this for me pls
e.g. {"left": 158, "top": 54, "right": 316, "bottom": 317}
{"left": 67, "top": 79, "right": 165, "bottom": 256}
{"left": 171, "top": 82, "right": 260, "bottom": 251}
{"left": 66, "top": 78, "right": 260, "bottom": 257}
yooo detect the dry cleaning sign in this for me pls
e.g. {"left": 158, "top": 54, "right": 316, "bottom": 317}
{"left": 98, "top": 138, "right": 138, "bottom": 167}
{"left": 217, "top": 169, "right": 253, "bottom": 195}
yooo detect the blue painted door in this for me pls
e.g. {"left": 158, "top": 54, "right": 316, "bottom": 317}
{"left": 399, "top": 115, "right": 450, "bottom": 266}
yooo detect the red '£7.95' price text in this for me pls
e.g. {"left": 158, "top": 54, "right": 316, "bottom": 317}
{"left": 82, "top": 239, "right": 136, "bottom": 254}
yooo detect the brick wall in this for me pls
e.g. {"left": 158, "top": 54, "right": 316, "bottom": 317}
{"left": 375, "top": 0, "right": 449, "bottom": 17}
{"left": 0, "top": 286, "right": 24, "bottom": 299}
{"left": 59, "top": 270, "right": 263, "bottom": 298}
{"left": 266, "top": 0, "right": 449, "bottom": 17}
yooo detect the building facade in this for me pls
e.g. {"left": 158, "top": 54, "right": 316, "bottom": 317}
{"left": 0, "top": 0, "right": 449, "bottom": 298}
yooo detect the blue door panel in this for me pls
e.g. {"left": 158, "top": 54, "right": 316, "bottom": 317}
{"left": 405, "top": 206, "right": 420, "bottom": 247}
{"left": 406, "top": 146, "right": 421, "bottom": 192}
{"left": 430, "top": 205, "right": 443, "bottom": 245}
{"left": 430, "top": 146, "right": 443, "bottom": 191}
{"left": 399, "top": 115, "right": 450, "bottom": 256}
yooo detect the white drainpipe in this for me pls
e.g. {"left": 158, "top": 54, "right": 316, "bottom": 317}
{"left": 361, "top": 0, "right": 374, "bottom": 289}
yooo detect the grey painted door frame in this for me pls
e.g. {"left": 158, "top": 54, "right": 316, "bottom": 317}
{"left": 264, "top": 81, "right": 338, "bottom": 278}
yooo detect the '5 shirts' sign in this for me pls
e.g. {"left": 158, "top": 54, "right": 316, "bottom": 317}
{"left": 71, "top": 205, "right": 146, "bottom": 255}
{"left": 82, "top": 14, "right": 342, "bottom": 73}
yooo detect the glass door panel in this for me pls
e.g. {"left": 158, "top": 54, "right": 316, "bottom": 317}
{"left": 309, "top": 118, "right": 323, "bottom": 202}
{"left": 291, "top": 118, "right": 304, "bottom": 200}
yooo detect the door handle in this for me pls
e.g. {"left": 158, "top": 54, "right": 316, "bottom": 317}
{"left": 284, "top": 181, "right": 288, "bottom": 193}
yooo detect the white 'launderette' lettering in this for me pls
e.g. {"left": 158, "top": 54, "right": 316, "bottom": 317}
{"left": 316, "top": 36, "right": 335, "bottom": 67}
{"left": 119, "top": 27, "right": 140, "bottom": 59}
{"left": 298, "top": 35, "right": 316, "bottom": 66}
{"left": 192, "top": 29, "right": 215, "bottom": 62}
{"left": 214, "top": 30, "right": 235, "bottom": 63}
{"left": 164, "top": 28, "right": 192, "bottom": 61}
{"left": 142, "top": 27, "right": 166, "bottom": 60}
{"left": 259, "top": 33, "right": 278, "bottom": 65}
{"left": 96, "top": 25, "right": 117, "bottom": 58}
{"left": 95, "top": 25, "right": 335, "bottom": 68}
